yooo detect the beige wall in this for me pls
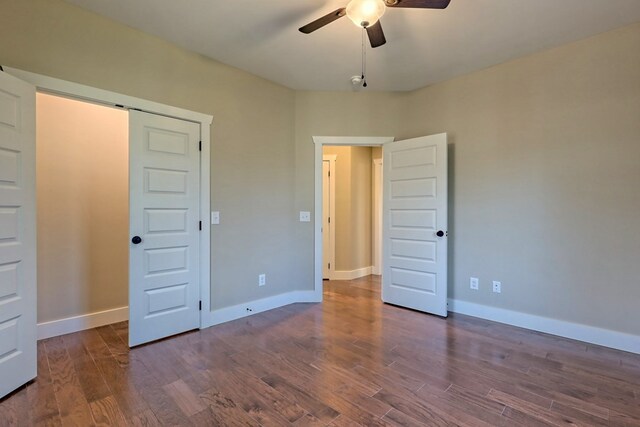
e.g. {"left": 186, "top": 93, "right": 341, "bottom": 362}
{"left": 297, "top": 24, "right": 640, "bottom": 336}
{"left": 400, "top": 23, "right": 640, "bottom": 335}
{"left": 372, "top": 146, "right": 382, "bottom": 161}
{"left": 350, "top": 146, "right": 373, "bottom": 270}
{"left": 2, "top": 0, "right": 639, "bottom": 337}
{"left": 0, "top": 0, "right": 298, "bottom": 312}
{"left": 293, "top": 91, "right": 405, "bottom": 286}
{"left": 323, "top": 146, "right": 373, "bottom": 271}
{"left": 36, "top": 94, "right": 128, "bottom": 323}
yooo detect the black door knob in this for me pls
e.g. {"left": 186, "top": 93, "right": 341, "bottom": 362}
{"left": 131, "top": 236, "right": 142, "bottom": 244}
{"left": 436, "top": 230, "right": 445, "bottom": 237}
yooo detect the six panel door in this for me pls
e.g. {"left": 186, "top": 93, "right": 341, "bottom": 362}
{"left": 382, "top": 134, "right": 448, "bottom": 317}
{"left": 129, "top": 110, "right": 201, "bottom": 347}
{"left": 0, "top": 72, "right": 37, "bottom": 398}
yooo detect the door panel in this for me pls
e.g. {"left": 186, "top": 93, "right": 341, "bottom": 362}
{"left": 382, "top": 134, "right": 448, "bottom": 316}
{"left": 129, "top": 111, "right": 200, "bottom": 347}
{"left": 0, "top": 72, "right": 36, "bottom": 399}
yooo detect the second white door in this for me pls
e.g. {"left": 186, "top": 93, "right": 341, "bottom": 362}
{"left": 382, "top": 134, "right": 448, "bottom": 317}
{"left": 0, "top": 71, "right": 37, "bottom": 399}
{"left": 129, "top": 111, "right": 201, "bottom": 347}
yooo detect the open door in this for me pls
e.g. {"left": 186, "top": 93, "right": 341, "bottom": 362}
{"left": 0, "top": 71, "right": 37, "bottom": 398}
{"left": 382, "top": 134, "right": 448, "bottom": 316}
{"left": 128, "top": 111, "right": 201, "bottom": 347}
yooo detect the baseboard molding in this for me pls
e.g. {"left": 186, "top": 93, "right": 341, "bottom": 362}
{"left": 448, "top": 299, "right": 640, "bottom": 355}
{"left": 332, "top": 266, "right": 373, "bottom": 281}
{"left": 38, "top": 306, "right": 128, "bottom": 340}
{"left": 202, "top": 290, "right": 319, "bottom": 328}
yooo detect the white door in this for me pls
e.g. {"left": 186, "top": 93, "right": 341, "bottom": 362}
{"left": 0, "top": 72, "right": 37, "bottom": 398}
{"left": 129, "top": 110, "right": 201, "bottom": 347}
{"left": 382, "top": 134, "right": 448, "bottom": 316}
{"left": 322, "top": 159, "right": 331, "bottom": 279}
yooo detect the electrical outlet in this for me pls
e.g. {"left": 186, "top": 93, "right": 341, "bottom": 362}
{"left": 492, "top": 281, "right": 501, "bottom": 293}
{"left": 258, "top": 274, "right": 266, "bottom": 286}
{"left": 470, "top": 277, "right": 479, "bottom": 290}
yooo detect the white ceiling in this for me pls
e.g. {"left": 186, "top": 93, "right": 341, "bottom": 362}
{"left": 64, "top": 0, "right": 640, "bottom": 91}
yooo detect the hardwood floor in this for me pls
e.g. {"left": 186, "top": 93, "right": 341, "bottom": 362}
{"left": 2, "top": 275, "right": 640, "bottom": 426}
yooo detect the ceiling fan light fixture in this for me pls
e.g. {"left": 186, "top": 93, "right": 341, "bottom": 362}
{"left": 346, "top": 0, "right": 386, "bottom": 28}
{"left": 350, "top": 75, "right": 364, "bottom": 86}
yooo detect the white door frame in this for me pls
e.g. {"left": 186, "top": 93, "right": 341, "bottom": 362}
{"left": 5, "top": 67, "right": 214, "bottom": 326}
{"left": 322, "top": 154, "right": 336, "bottom": 280}
{"left": 312, "top": 136, "right": 394, "bottom": 300}
{"left": 372, "top": 158, "right": 383, "bottom": 275}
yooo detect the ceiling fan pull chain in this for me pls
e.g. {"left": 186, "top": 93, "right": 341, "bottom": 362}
{"left": 361, "top": 28, "right": 365, "bottom": 80}
{"left": 361, "top": 28, "right": 368, "bottom": 88}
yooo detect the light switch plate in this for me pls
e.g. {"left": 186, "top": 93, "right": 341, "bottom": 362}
{"left": 300, "top": 211, "right": 311, "bottom": 222}
{"left": 211, "top": 211, "right": 220, "bottom": 225}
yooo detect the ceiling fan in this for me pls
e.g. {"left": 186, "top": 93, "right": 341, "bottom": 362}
{"left": 299, "top": 0, "right": 451, "bottom": 48}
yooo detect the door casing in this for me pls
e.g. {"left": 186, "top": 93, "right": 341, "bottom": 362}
{"left": 312, "top": 136, "right": 394, "bottom": 300}
{"left": 4, "top": 67, "right": 213, "bottom": 328}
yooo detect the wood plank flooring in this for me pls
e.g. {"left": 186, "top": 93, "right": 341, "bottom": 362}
{"left": 2, "top": 275, "right": 640, "bottom": 426}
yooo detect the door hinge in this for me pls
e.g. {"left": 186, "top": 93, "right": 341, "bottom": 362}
{"left": 199, "top": 141, "right": 202, "bottom": 151}
{"left": 328, "top": 171, "right": 330, "bottom": 177}
{"left": 328, "top": 263, "right": 331, "bottom": 270}
{"left": 328, "top": 217, "right": 330, "bottom": 224}
{"left": 199, "top": 221, "right": 202, "bottom": 231}
{"left": 199, "top": 300, "right": 202, "bottom": 311}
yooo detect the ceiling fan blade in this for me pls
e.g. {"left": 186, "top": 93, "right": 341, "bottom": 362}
{"left": 385, "top": 0, "right": 451, "bottom": 9}
{"left": 366, "top": 21, "right": 387, "bottom": 48}
{"left": 299, "top": 8, "right": 347, "bottom": 34}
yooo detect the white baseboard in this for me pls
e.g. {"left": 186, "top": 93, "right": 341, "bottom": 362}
{"left": 201, "top": 290, "right": 319, "bottom": 328}
{"left": 38, "top": 306, "right": 128, "bottom": 340}
{"left": 332, "top": 266, "right": 373, "bottom": 281}
{"left": 448, "top": 299, "right": 640, "bottom": 355}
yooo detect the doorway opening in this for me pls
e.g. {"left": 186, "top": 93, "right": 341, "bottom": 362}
{"left": 7, "top": 67, "right": 213, "bottom": 345}
{"left": 312, "top": 136, "right": 393, "bottom": 300}
{"left": 313, "top": 134, "right": 449, "bottom": 317}
{"left": 321, "top": 146, "right": 383, "bottom": 282}
{"left": 36, "top": 93, "right": 129, "bottom": 335}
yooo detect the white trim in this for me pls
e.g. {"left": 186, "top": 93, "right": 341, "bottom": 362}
{"left": 448, "top": 299, "right": 640, "bottom": 355}
{"left": 6, "top": 67, "right": 213, "bottom": 334}
{"left": 37, "top": 307, "right": 128, "bottom": 340}
{"left": 199, "top": 119, "right": 212, "bottom": 317}
{"left": 313, "top": 136, "right": 394, "bottom": 302}
{"left": 332, "top": 267, "right": 374, "bottom": 281}
{"left": 313, "top": 136, "right": 393, "bottom": 146}
{"left": 5, "top": 68, "right": 212, "bottom": 124}
{"left": 201, "top": 291, "right": 318, "bottom": 328}
{"left": 322, "top": 154, "right": 337, "bottom": 280}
